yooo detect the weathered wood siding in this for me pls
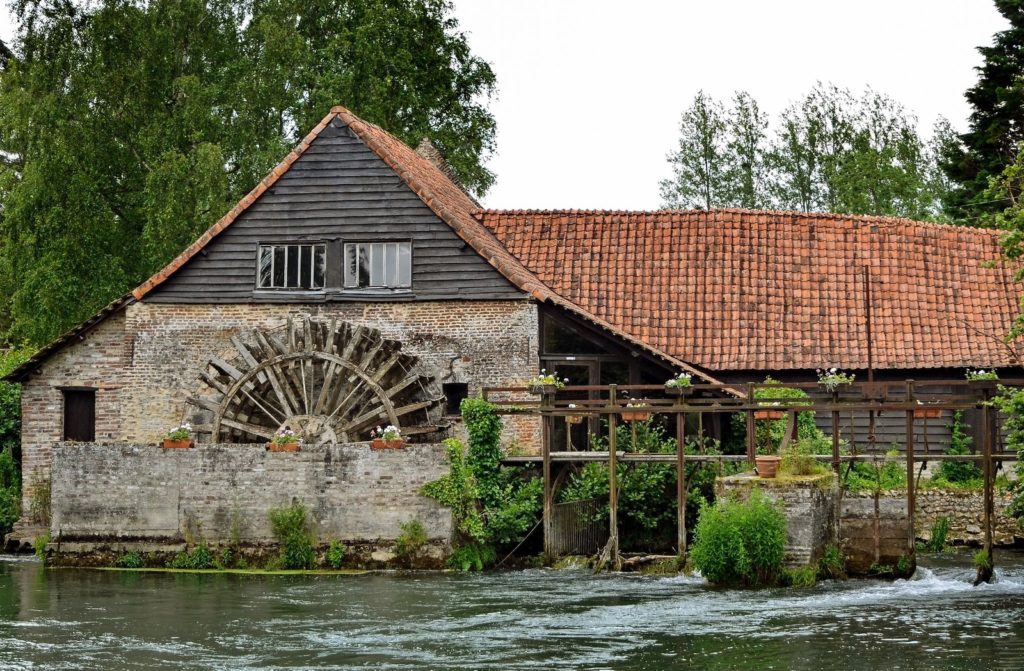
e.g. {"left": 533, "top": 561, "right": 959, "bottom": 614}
{"left": 147, "top": 118, "right": 523, "bottom": 303}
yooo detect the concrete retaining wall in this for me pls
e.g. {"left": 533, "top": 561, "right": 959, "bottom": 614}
{"left": 50, "top": 442, "right": 452, "bottom": 545}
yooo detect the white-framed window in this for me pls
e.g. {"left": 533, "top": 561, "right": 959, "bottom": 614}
{"left": 257, "top": 243, "right": 327, "bottom": 290}
{"left": 344, "top": 241, "right": 412, "bottom": 289}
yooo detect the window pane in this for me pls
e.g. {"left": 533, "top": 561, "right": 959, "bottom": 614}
{"left": 299, "top": 245, "right": 312, "bottom": 289}
{"left": 273, "top": 246, "right": 286, "bottom": 287}
{"left": 385, "top": 242, "right": 399, "bottom": 287}
{"left": 370, "top": 243, "right": 385, "bottom": 286}
{"left": 286, "top": 246, "right": 300, "bottom": 287}
{"left": 398, "top": 242, "right": 411, "bottom": 287}
{"left": 313, "top": 245, "right": 326, "bottom": 289}
{"left": 258, "top": 246, "right": 273, "bottom": 288}
{"left": 358, "top": 244, "right": 370, "bottom": 287}
{"left": 344, "top": 244, "right": 355, "bottom": 288}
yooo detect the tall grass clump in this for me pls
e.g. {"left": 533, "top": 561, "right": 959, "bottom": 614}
{"left": 269, "top": 502, "right": 316, "bottom": 569}
{"left": 690, "top": 489, "right": 787, "bottom": 587}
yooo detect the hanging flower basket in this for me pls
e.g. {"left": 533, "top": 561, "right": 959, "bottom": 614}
{"left": 565, "top": 415, "right": 584, "bottom": 425}
{"left": 528, "top": 383, "right": 559, "bottom": 396}
{"left": 266, "top": 441, "right": 300, "bottom": 453}
{"left": 161, "top": 438, "right": 194, "bottom": 449}
{"left": 754, "top": 409, "right": 785, "bottom": 420}
{"left": 755, "top": 455, "right": 781, "bottom": 479}
{"left": 664, "top": 385, "right": 694, "bottom": 398}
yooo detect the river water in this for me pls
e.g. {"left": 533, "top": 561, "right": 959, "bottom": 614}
{"left": 1, "top": 551, "right": 1023, "bottom": 670}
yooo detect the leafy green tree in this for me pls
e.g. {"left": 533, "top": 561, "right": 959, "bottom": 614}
{"left": 722, "top": 91, "right": 771, "bottom": 209}
{"left": 0, "top": 0, "right": 496, "bottom": 344}
{"left": 942, "top": 0, "right": 1024, "bottom": 219}
{"left": 660, "top": 90, "right": 729, "bottom": 210}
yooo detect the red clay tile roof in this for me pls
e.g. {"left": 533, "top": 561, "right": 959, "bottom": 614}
{"left": 478, "top": 209, "right": 1023, "bottom": 371}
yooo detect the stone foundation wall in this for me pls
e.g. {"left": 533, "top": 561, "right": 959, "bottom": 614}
{"left": 716, "top": 473, "right": 838, "bottom": 566}
{"left": 50, "top": 442, "right": 452, "bottom": 545}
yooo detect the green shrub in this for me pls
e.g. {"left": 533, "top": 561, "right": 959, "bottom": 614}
{"left": 326, "top": 540, "right": 346, "bottom": 569}
{"left": 114, "top": 551, "right": 144, "bottom": 569}
{"left": 33, "top": 532, "right": 49, "bottom": 559}
{"left": 779, "top": 441, "right": 830, "bottom": 477}
{"left": 447, "top": 543, "right": 496, "bottom": 572}
{"left": 783, "top": 566, "right": 817, "bottom": 587}
{"left": 170, "top": 544, "right": 214, "bottom": 569}
{"left": 922, "top": 517, "right": 951, "bottom": 553}
{"left": 818, "top": 543, "right": 846, "bottom": 580}
{"left": 844, "top": 449, "right": 907, "bottom": 492}
{"left": 938, "top": 412, "right": 982, "bottom": 485}
{"left": 690, "top": 490, "right": 787, "bottom": 587}
{"left": 973, "top": 549, "right": 992, "bottom": 571}
{"left": 0, "top": 447, "right": 20, "bottom": 536}
{"left": 394, "top": 518, "right": 428, "bottom": 567}
{"left": 269, "top": 503, "right": 316, "bottom": 570}
{"left": 0, "top": 346, "right": 33, "bottom": 461}
{"left": 216, "top": 548, "right": 233, "bottom": 569}
{"left": 727, "top": 378, "right": 820, "bottom": 455}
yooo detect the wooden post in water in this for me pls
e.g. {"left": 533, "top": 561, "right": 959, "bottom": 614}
{"left": 542, "top": 388, "right": 553, "bottom": 563}
{"left": 608, "top": 385, "right": 620, "bottom": 567}
{"left": 676, "top": 407, "right": 687, "bottom": 558}
{"left": 831, "top": 390, "right": 841, "bottom": 473}
{"left": 904, "top": 381, "right": 916, "bottom": 559}
{"left": 977, "top": 391, "right": 996, "bottom": 584}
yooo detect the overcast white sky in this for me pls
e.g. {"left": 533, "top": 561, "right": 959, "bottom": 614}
{"left": 0, "top": 1, "right": 1010, "bottom": 210}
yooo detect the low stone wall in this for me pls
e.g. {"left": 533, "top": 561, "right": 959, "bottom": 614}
{"left": 50, "top": 442, "right": 452, "bottom": 547}
{"left": 838, "top": 493, "right": 909, "bottom": 574}
{"left": 716, "top": 473, "right": 838, "bottom": 566}
{"left": 914, "top": 488, "right": 1021, "bottom": 546}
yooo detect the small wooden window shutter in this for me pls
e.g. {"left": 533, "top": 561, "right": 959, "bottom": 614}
{"left": 63, "top": 389, "right": 96, "bottom": 442}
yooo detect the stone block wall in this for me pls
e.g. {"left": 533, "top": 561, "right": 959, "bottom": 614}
{"left": 915, "top": 488, "right": 1022, "bottom": 546}
{"left": 716, "top": 473, "right": 838, "bottom": 566}
{"left": 50, "top": 442, "right": 452, "bottom": 544}
{"left": 838, "top": 493, "right": 910, "bottom": 574}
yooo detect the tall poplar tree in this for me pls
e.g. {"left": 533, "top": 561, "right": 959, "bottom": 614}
{"left": 659, "top": 91, "right": 728, "bottom": 210}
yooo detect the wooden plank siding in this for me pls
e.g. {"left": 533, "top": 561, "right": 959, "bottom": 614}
{"left": 146, "top": 118, "right": 525, "bottom": 304}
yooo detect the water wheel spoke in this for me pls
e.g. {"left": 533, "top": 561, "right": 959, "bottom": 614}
{"left": 231, "top": 336, "right": 267, "bottom": 383}
{"left": 209, "top": 356, "right": 245, "bottom": 381}
{"left": 219, "top": 416, "right": 276, "bottom": 440}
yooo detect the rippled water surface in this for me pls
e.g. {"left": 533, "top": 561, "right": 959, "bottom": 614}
{"left": 1, "top": 552, "right": 1024, "bottom": 669}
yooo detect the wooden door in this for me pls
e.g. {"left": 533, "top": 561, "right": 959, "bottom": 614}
{"left": 63, "top": 390, "right": 96, "bottom": 442}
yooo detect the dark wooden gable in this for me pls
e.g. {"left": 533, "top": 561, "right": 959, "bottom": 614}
{"left": 146, "top": 118, "right": 524, "bottom": 303}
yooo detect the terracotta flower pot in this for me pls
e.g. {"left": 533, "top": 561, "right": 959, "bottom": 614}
{"left": 266, "top": 441, "right": 300, "bottom": 453}
{"left": 620, "top": 410, "right": 650, "bottom": 422}
{"left": 371, "top": 438, "right": 406, "bottom": 450}
{"left": 566, "top": 415, "right": 584, "bottom": 425}
{"left": 162, "top": 438, "right": 193, "bottom": 449}
{"left": 913, "top": 408, "right": 943, "bottom": 419}
{"left": 754, "top": 410, "right": 784, "bottom": 420}
{"left": 528, "top": 383, "right": 558, "bottom": 396}
{"left": 755, "top": 455, "right": 781, "bottom": 479}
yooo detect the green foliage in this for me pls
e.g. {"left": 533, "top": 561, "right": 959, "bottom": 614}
{"left": 423, "top": 402, "right": 542, "bottom": 569}
{"left": 0, "top": 447, "right": 20, "bottom": 536}
{"left": 0, "top": 0, "right": 497, "bottom": 344}
{"left": 114, "top": 551, "right": 145, "bottom": 569}
{"left": 326, "top": 540, "right": 346, "bottom": 569}
{"left": 690, "top": 490, "right": 787, "bottom": 587}
{"left": 779, "top": 442, "right": 830, "bottom": 477}
{"left": 783, "top": 566, "right": 817, "bottom": 588}
{"left": 170, "top": 544, "right": 214, "bottom": 570}
{"left": 941, "top": 2, "right": 1024, "bottom": 218}
{"left": 818, "top": 543, "right": 846, "bottom": 580}
{"left": 727, "top": 378, "right": 829, "bottom": 456}
{"left": 974, "top": 549, "right": 993, "bottom": 571}
{"left": 0, "top": 347, "right": 33, "bottom": 461}
{"left": 268, "top": 503, "right": 316, "bottom": 570}
{"left": 922, "top": 517, "right": 951, "bottom": 553}
{"left": 661, "top": 85, "right": 947, "bottom": 220}
{"left": 447, "top": 543, "right": 496, "bottom": 572}
{"left": 394, "top": 518, "right": 428, "bottom": 567}
{"left": 32, "top": 533, "right": 49, "bottom": 559}
{"left": 991, "top": 387, "right": 1024, "bottom": 519}
{"left": 559, "top": 421, "right": 721, "bottom": 551}
{"left": 844, "top": 450, "right": 907, "bottom": 493}
{"left": 938, "top": 412, "right": 982, "bottom": 485}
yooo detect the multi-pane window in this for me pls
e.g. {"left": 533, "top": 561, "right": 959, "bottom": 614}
{"left": 344, "top": 242, "right": 412, "bottom": 289}
{"left": 257, "top": 243, "right": 326, "bottom": 290}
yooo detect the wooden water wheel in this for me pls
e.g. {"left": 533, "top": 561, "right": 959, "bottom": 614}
{"left": 186, "top": 316, "right": 446, "bottom": 444}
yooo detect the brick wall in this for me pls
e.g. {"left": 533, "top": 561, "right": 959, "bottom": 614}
{"left": 51, "top": 442, "right": 452, "bottom": 543}
{"left": 19, "top": 300, "right": 542, "bottom": 520}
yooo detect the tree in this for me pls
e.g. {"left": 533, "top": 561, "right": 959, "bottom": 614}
{"left": 722, "top": 91, "right": 771, "bottom": 209}
{"left": 942, "top": 0, "right": 1024, "bottom": 219}
{"left": 0, "top": 0, "right": 496, "bottom": 345}
{"left": 659, "top": 91, "right": 728, "bottom": 210}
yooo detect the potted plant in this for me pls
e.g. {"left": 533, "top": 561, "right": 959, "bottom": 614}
{"left": 913, "top": 402, "right": 943, "bottom": 419}
{"left": 370, "top": 425, "right": 405, "bottom": 449}
{"left": 817, "top": 367, "right": 855, "bottom": 393}
{"left": 565, "top": 403, "right": 584, "bottom": 425}
{"left": 620, "top": 398, "right": 650, "bottom": 422}
{"left": 526, "top": 370, "right": 567, "bottom": 395}
{"left": 755, "top": 452, "right": 782, "bottom": 479}
{"left": 664, "top": 372, "right": 694, "bottom": 397}
{"left": 162, "top": 423, "right": 194, "bottom": 449}
{"left": 267, "top": 427, "right": 302, "bottom": 453}
{"left": 965, "top": 368, "right": 999, "bottom": 390}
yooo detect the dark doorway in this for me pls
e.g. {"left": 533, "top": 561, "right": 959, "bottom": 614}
{"left": 63, "top": 389, "right": 96, "bottom": 442}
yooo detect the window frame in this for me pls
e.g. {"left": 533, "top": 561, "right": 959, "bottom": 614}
{"left": 342, "top": 240, "right": 413, "bottom": 291}
{"left": 255, "top": 242, "right": 328, "bottom": 291}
